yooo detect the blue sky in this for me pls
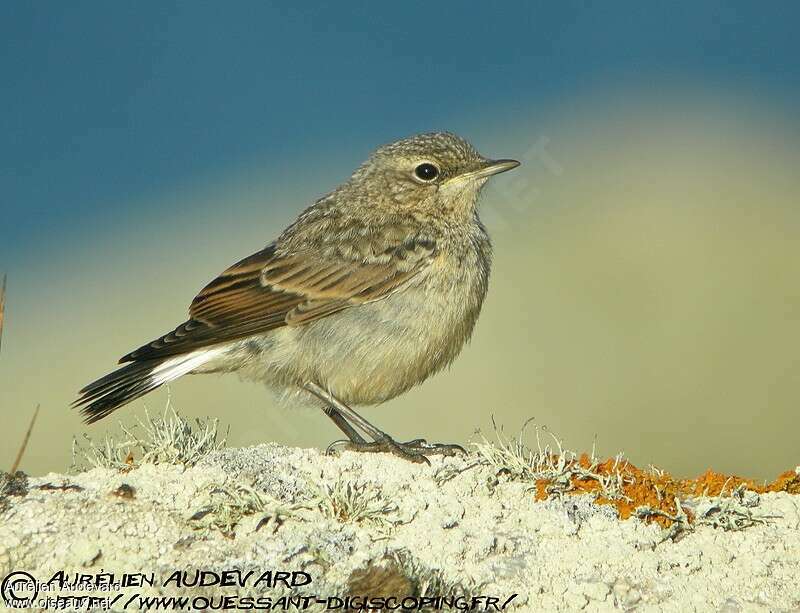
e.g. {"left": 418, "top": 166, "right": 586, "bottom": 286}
{"left": 3, "top": 1, "right": 799, "bottom": 266}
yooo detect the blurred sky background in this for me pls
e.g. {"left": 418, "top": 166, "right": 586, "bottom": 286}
{"left": 2, "top": 2, "right": 799, "bottom": 479}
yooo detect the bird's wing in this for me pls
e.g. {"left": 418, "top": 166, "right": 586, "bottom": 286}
{"left": 119, "top": 239, "right": 436, "bottom": 363}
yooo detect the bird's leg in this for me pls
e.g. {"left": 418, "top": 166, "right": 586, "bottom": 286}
{"left": 303, "top": 382, "right": 466, "bottom": 465}
{"left": 322, "top": 405, "right": 367, "bottom": 444}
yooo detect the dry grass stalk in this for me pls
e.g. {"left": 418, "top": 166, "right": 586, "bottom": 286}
{"left": 0, "top": 273, "right": 6, "bottom": 352}
{"left": 10, "top": 404, "right": 40, "bottom": 473}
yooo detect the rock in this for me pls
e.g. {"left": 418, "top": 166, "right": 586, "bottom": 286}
{"left": 0, "top": 443, "right": 798, "bottom": 611}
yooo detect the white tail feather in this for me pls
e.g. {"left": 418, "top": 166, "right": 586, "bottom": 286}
{"left": 149, "top": 348, "right": 225, "bottom": 386}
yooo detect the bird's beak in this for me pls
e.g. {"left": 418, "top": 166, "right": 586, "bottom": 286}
{"left": 456, "top": 158, "right": 521, "bottom": 182}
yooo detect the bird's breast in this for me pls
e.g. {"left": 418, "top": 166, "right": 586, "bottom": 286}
{"left": 294, "top": 239, "right": 491, "bottom": 404}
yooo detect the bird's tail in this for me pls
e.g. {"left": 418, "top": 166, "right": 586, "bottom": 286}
{"left": 73, "top": 349, "right": 220, "bottom": 424}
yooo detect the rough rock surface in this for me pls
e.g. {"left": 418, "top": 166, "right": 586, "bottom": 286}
{"left": 1, "top": 444, "right": 799, "bottom": 611}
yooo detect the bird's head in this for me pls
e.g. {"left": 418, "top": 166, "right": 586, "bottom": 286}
{"left": 350, "top": 132, "right": 520, "bottom": 218}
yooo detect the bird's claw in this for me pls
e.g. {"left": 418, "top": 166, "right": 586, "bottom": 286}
{"left": 327, "top": 436, "right": 466, "bottom": 465}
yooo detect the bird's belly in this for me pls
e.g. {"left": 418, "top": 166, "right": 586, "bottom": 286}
{"left": 310, "top": 288, "right": 475, "bottom": 403}
{"left": 238, "top": 270, "right": 484, "bottom": 406}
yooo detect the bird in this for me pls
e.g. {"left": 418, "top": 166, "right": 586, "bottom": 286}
{"left": 73, "top": 132, "right": 520, "bottom": 463}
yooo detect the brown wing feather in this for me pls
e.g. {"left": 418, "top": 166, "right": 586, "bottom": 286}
{"left": 119, "top": 239, "right": 435, "bottom": 363}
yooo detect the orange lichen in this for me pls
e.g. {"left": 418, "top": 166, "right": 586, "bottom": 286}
{"left": 765, "top": 469, "right": 800, "bottom": 494}
{"left": 677, "top": 469, "right": 759, "bottom": 497}
{"left": 533, "top": 479, "right": 550, "bottom": 501}
{"left": 534, "top": 456, "right": 798, "bottom": 528}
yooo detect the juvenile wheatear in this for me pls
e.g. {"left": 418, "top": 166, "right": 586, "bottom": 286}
{"left": 74, "top": 132, "right": 520, "bottom": 463}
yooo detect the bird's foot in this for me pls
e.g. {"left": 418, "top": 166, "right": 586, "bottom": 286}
{"left": 327, "top": 436, "right": 466, "bottom": 465}
{"left": 397, "top": 438, "right": 467, "bottom": 457}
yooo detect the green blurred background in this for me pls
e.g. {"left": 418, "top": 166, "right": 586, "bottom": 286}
{"left": 2, "top": 3, "right": 798, "bottom": 480}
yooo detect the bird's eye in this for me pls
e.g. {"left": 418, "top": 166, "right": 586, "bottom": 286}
{"left": 414, "top": 163, "right": 440, "bottom": 182}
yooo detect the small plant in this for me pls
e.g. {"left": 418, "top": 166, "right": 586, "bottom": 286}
{"left": 695, "top": 482, "right": 780, "bottom": 532}
{"left": 471, "top": 417, "right": 631, "bottom": 502}
{"left": 72, "top": 428, "right": 135, "bottom": 471}
{"left": 311, "top": 472, "right": 399, "bottom": 527}
{"left": 72, "top": 397, "right": 227, "bottom": 471}
{"left": 636, "top": 482, "right": 779, "bottom": 542}
{"left": 0, "top": 471, "right": 29, "bottom": 514}
{"left": 635, "top": 497, "right": 693, "bottom": 542}
{"left": 0, "top": 473, "right": 11, "bottom": 514}
{"left": 189, "top": 482, "right": 296, "bottom": 535}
